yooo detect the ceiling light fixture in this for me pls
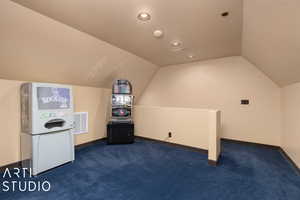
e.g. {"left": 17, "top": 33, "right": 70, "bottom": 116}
{"left": 170, "top": 40, "right": 184, "bottom": 51}
{"left": 171, "top": 41, "right": 182, "bottom": 47}
{"left": 153, "top": 30, "right": 164, "bottom": 38}
{"left": 137, "top": 12, "right": 151, "bottom": 21}
{"left": 188, "top": 54, "right": 195, "bottom": 59}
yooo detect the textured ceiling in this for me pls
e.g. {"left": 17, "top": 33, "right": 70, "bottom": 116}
{"left": 11, "top": 0, "right": 243, "bottom": 67}
{"left": 243, "top": 0, "right": 300, "bottom": 86}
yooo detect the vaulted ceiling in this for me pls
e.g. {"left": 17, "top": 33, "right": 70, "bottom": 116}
{"left": 2, "top": 0, "right": 300, "bottom": 87}
{"left": 11, "top": 0, "right": 243, "bottom": 66}
{"left": 0, "top": 0, "right": 158, "bottom": 98}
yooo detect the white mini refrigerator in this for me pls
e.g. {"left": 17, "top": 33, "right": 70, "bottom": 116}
{"left": 20, "top": 82, "right": 75, "bottom": 175}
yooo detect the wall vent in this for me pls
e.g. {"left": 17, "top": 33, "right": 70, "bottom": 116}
{"left": 72, "top": 112, "right": 88, "bottom": 135}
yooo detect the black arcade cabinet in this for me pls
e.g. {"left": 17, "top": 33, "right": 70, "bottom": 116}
{"left": 107, "top": 80, "right": 134, "bottom": 144}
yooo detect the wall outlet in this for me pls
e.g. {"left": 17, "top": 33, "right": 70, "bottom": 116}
{"left": 168, "top": 132, "right": 172, "bottom": 138}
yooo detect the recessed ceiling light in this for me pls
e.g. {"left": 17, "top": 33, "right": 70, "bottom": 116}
{"left": 171, "top": 41, "right": 182, "bottom": 47}
{"left": 137, "top": 12, "right": 151, "bottom": 21}
{"left": 188, "top": 54, "right": 195, "bottom": 59}
{"left": 170, "top": 40, "right": 184, "bottom": 51}
{"left": 153, "top": 30, "right": 164, "bottom": 38}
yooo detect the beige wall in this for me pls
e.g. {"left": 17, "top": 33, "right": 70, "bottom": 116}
{"left": 0, "top": 79, "right": 110, "bottom": 166}
{"left": 0, "top": 79, "right": 22, "bottom": 166}
{"left": 208, "top": 110, "right": 221, "bottom": 162}
{"left": 73, "top": 86, "right": 111, "bottom": 146}
{"left": 0, "top": 0, "right": 158, "bottom": 99}
{"left": 281, "top": 83, "right": 300, "bottom": 168}
{"left": 134, "top": 106, "right": 210, "bottom": 149}
{"left": 242, "top": 0, "right": 300, "bottom": 86}
{"left": 134, "top": 105, "right": 221, "bottom": 161}
{"left": 138, "top": 57, "right": 281, "bottom": 146}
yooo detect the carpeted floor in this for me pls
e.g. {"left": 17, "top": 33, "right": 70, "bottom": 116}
{"left": 1, "top": 138, "right": 300, "bottom": 200}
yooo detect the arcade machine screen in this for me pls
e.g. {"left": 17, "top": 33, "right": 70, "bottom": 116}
{"left": 112, "top": 108, "right": 131, "bottom": 118}
{"left": 37, "top": 87, "right": 71, "bottom": 110}
{"left": 112, "top": 95, "right": 132, "bottom": 106}
{"left": 113, "top": 80, "right": 131, "bottom": 94}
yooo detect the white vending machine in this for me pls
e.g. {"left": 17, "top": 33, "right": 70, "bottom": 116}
{"left": 20, "top": 82, "right": 74, "bottom": 175}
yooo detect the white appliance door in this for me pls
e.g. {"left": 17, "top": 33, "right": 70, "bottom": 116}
{"left": 32, "top": 130, "right": 74, "bottom": 175}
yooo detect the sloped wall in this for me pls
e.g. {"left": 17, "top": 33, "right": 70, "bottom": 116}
{"left": 0, "top": 0, "right": 158, "bottom": 99}
{"left": 282, "top": 83, "right": 300, "bottom": 168}
{"left": 138, "top": 57, "right": 281, "bottom": 146}
{"left": 242, "top": 0, "right": 300, "bottom": 86}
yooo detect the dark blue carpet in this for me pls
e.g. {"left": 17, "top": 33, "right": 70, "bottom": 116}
{"left": 1, "top": 138, "right": 300, "bottom": 200}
